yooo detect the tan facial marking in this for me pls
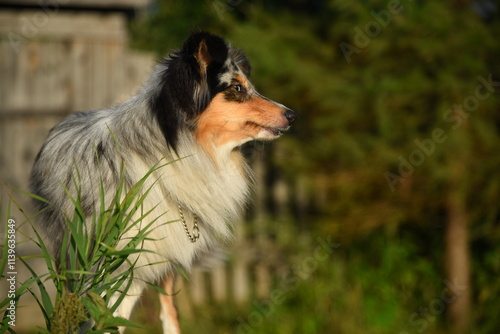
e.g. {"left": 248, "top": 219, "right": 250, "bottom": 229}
{"left": 195, "top": 92, "right": 287, "bottom": 158}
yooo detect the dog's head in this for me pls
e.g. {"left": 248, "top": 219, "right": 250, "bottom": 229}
{"left": 150, "top": 31, "right": 296, "bottom": 156}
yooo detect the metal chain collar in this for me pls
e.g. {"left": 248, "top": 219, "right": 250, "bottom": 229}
{"left": 177, "top": 204, "right": 200, "bottom": 243}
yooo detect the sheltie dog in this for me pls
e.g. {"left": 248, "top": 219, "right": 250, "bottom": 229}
{"left": 30, "top": 31, "right": 296, "bottom": 333}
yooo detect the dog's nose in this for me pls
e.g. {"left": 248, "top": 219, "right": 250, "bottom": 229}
{"left": 284, "top": 109, "right": 297, "bottom": 124}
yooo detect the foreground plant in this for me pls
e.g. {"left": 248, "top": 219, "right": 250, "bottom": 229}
{"left": 0, "top": 161, "right": 174, "bottom": 333}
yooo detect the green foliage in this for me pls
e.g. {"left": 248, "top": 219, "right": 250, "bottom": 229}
{"left": 128, "top": 0, "right": 500, "bottom": 332}
{"left": 0, "top": 159, "right": 174, "bottom": 333}
{"left": 128, "top": 229, "right": 445, "bottom": 334}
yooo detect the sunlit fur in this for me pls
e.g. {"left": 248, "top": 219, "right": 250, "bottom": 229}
{"left": 30, "top": 31, "right": 295, "bottom": 332}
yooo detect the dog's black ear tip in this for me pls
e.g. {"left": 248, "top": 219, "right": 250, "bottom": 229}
{"left": 183, "top": 31, "right": 229, "bottom": 64}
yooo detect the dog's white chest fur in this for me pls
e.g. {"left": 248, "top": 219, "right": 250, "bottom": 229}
{"left": 120, "top": 135, "right": 250, "bottom": 282}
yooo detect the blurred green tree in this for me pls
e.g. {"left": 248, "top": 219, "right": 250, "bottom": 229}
{"left": 129, "top": 0, "right": 500, "bottom": 332}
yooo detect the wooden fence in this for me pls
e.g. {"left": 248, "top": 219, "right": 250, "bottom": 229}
{"left": 0, "top": 9, "right": 155, "bottom": 330}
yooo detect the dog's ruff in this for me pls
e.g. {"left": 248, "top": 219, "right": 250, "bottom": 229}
{"left": 30, "top": 31, "right": 296, "bottom": 333}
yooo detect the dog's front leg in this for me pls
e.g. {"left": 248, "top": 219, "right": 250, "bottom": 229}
{"left": 109, "top": 281, "right": 145, "bottom": 334}
{"left": 159, "top": 274, "right": 181, "bottom": 334}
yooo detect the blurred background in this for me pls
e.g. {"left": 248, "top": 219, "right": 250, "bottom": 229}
{"left": 1, "top": 0, "right": 499, "bottom": 333}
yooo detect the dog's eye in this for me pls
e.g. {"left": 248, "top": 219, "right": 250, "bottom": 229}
{"left": 233, "top": 85, "right": 244, "bottom": 93}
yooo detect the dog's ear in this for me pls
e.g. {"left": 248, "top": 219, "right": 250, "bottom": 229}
{"left": 182, "top": 31, "right": 229, "bottom": 74}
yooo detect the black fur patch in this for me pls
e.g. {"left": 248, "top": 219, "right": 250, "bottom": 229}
{"left": 149, "top": 31, "right": 231, "bottom": 153}
{"left": 223, "top": 82, "right": 250, "bottom": 103}
{"left": 183, "top": 31, "right": 229, "bottom": 68}
{"left": 94, "top": 141, "right": 105, "bottom": 165}
{"left": 149, "top": 60, "right": 182, "bottom": 153}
